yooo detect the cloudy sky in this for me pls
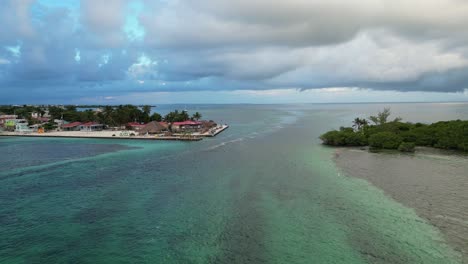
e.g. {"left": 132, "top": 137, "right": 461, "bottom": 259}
{"left": 1, "top": 0, "right": 468, "bottom": 104}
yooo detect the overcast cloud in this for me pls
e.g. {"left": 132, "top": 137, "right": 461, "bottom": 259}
{"left": 1, "top": 0, "right": 468, "bottom": 103}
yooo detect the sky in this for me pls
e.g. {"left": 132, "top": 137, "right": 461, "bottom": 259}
{"left": 1, "top": 0, "right": 468, "bottom": 104}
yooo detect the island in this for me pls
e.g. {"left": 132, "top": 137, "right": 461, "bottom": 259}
{"left": 0, "top": 105, "right": 228, "bottom": 141}
{"left": 320, "top": 108, "right": 468, "bottom": 152}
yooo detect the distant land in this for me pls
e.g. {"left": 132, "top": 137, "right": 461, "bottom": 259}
{"left": 0, "top": 104, "right": 228, "bottom": 141}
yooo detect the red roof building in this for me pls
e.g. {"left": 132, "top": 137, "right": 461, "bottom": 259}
{"left": 126, "top": 122, "right": 146, "bottom": 131}
{"left": 62, "top": 122, "right": 82, "bottom": 128}
{"left": 34, "top": 117, "right": 50, "bottom": 123}
{"left": 81, "top": 122, "right": 98, "bottom": 127}
{"left": 80, "top": 122, "right": 104, "bottom": 131}
{"left": 171, "top": 120, "right": 202, "bottom": 132}
{"left": 159, "top": 122, "right": 169, "bottom": 129}
{"left": 172, "top": 121, "right": 202, "bottom": 126}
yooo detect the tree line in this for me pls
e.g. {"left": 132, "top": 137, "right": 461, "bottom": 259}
{"left": 320, "top": 108, "right": 468, "bottom": 152}
{"left": 0, "top": 105, "right": 47, "bottom": 126}
{"left": 1, "top": 105, "right": 203, "bottom": 128}
{"left": 49, "top": 105, "right": 203, "bottom": 126}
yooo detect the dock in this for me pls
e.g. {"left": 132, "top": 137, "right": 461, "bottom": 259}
{"left": 172, "top": 124, "right": 230, "bottom": 138}
{"left": 202, "top": 124, "right": 229, "bottom": 137}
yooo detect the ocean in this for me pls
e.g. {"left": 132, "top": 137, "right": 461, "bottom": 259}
{"left": 1, "top": 103, "right": 467, "bottom": 263}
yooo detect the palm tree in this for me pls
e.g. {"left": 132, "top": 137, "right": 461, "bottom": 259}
{"left": 192, "top": 112, "right": 202, "bottom": 121}
{"left": 150, "top": 113, "right": 162, "bottom": 122}
{"left": 352, "top": 118, "right": 368, "bottom": 131}
{"left": 369, "top": 108, "right": 391, "bottom": 125}
{"left": 142, "top": 105, "right": 151, "bottom": 115}
{"left": 103, "top": 106, "right": 115, "bottom": 126}
{"left": 142, "top": 105, "right": 152, "bottom": 123}
{"left": 369, "top": 108, "right": 402, "bottom": 125}
{"left": 180, "top": 110, "right": 189, "bottom": 121}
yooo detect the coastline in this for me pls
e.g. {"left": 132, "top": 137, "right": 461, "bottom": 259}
{"left": 333, "top": 147, "right": 468, "bottom": 262}
{"left": 0, "top": 125, "right": 229, "bottom": 141}
{"left": 0, "top": 134, "right": 203, "bottom": 141}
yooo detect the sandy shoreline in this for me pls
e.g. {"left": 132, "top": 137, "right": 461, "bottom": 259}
{"left": 334, "top": 147, "right": 468, "bottom": 262}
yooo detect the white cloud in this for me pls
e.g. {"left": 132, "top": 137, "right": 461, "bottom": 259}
{"left": 0, "top": 0, "right": 36, "bottom": 44}
{"left": 80, "top": 0, "right": 129, "bottom": 47}
{"left": 266, "top": 31, "right": 468, "bottom": 86}
{"left": 0, "top": 58, "right": 10, "bottom": 64}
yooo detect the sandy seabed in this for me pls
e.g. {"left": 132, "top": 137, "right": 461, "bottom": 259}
{"left": 334, "top": 147, "right": 468, "bottom": 262}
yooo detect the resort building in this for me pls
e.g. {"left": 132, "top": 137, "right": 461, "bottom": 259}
{"left": 160, "top": 122, "right": 169, "bottom": 131}
{"left": 200, "top": 120, "right": 217, "bottom": 132}
{"left": 139, "top": 121, "right": 169, "bottom": 134}
{"left": 126, "top": 122, "right": 146, "bottom": 131}
{"left": 15, "top": 121, "right": 33, "bottom": 133}
{"left": 2, "top": 119, "right": 27, "bottom": 131}
{"left": 62, "top": 122, "right": 82, "bottom": 131}
{"left": 171, "top": 121, "right": 202, "bottom": 132}
{"left": 28, "top": 124, "right": 41, "bottom": 132}
{"left": 54, "top": 119, "right": 66, "bottom": 126}
{"left": 0, "top": 115, "right": 18, "bottom": 127}
{"left": 34, "top": 117, "right": 50, "bottom": 123}
{"left": 80, "top": 122, "right": 104, "bottom": 132}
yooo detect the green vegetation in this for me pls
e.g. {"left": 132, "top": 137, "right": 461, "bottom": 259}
{"left": 164, "top": 110, "right": 190, "bottom": 122}
{"left": 1, "top": 105, "right": 205, "bottom": 129}
{"left": 368, "top": 132, "right": 402, "bottom": 150}
{"left": 0, "top": 105, "right": 44, "bottom": 117}
{"left": 0, "top": 105, "right": 51, "bottom": 127}
{"left": 0, "top": 105, "right": 45, "bottom": 124}
{"left": 192, "top": 112, "right": 202, "bottom": 121}
{"left": 73, "top": 107, "right": 202, "bottom": 126}
{"left": 320, "top": 108, "right": 468, "bottom": 153}
{"left": 398, "top": 142, "right": 416, "bottom": 152}
{"left": 163, "top": 110, "right": 201, "bottom": 122}
{"left": 46, "top": 105, "right": 160, "bottom": 126}
{"left": 43, "top": 120, "right": 58, "bottom": 131}
{"left": 319, "top": 127, "right": 367, "bottom": 146}
{"left": 150, "top": 113, "right": 162, "bottom": 122}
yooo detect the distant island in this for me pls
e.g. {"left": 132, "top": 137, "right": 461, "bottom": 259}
{"left": 0, "top": 105, "right": 228, "bottom": 141}
{"left": 320, "top": 108, "right": 468, "bottom": 153}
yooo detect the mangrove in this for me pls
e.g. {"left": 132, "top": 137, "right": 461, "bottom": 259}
{"left": 320, "top": 108, "right": 468, "bottom": 152}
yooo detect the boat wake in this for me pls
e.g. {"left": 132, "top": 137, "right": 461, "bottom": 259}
{"left": 204, "top": 137, "right": 246, "bottom": 151}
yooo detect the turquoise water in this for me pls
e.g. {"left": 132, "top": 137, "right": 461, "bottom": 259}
{"left": 1, "top": 103, "right": 467, "bottom": 263}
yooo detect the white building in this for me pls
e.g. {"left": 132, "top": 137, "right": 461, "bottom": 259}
{"left": 15, "top": 121, "right": 33, "bottom": 133}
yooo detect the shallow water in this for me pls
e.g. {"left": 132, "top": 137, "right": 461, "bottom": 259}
{"left": 0, "top": 103, "right": 467, "bottom": 263}
{"left": 335, "top": 147, "right": 468, "bottom": 262}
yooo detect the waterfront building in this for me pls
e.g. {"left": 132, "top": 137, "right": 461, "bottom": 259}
{"left": 139, "top": 121, "right": 168, "bottom": 134}
{"left": 172, "top": 121, "right": 202, "bottom": 132}
{"left": 80, "top": 122, "right": 104, "bottom": 132}
{"left": 126, "top": 122, "right": 146, "bottom": 131}
{"left": 0, "top": 115, "right": 18, "bottom": 127}
{"left": 62, "top": 122, "right": 82, "bottom": 131}
{"left": 15, "top": 122, "right": 33, "bottom": 133}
